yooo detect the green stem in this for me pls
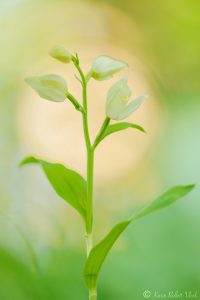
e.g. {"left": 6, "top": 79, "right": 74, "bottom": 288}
{"left": 85, "top": 232, "right": 93, "bottom": 256}
{"left": 73, "top": 56, "right": 91, "bottom": 149}
{"left": 86, "top": 147, "right": 94, "bottom": 237}
{"left": 72, "top": 55, "right": 97, "bottom": 299}
{"left": 89, "top": 289, "right": 97, "bottom": 300}
{"left": 67, "top": 92, "right": 85, "bottom": 113}
{"left": 82, "top": 79, "right": 91, "bottom": 150}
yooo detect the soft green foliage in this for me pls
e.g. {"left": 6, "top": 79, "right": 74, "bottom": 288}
{"left": 20, "top": 156, "right": 87, "bottom": 220}
{"left": 100, "top": 122, "right": 145, "bottom": 143}
{"left": 25, "top": 74, "right": 68, "bottom": 102}
{"left": 106, "top": 78, "right": 147, "bottom": 120}
{"left": 133, "top": 185, "right": 195, "bottom": 220}
{"left": 84, "top": 221, "right": 129, "bottom": 291}
{"left": 93, "top": 121, "right": 145, "bottom": 148}
{"left": 84, "top": 184, "right": 195, "bottom": 290}
{"left": 49, "top": 45, "right": 72, "bottom": 63}
{"left": 23, "top": 49, "right": 196, "bottom": 300}
{"left": 91, "top": 56, "right": 128, "bottom": 80}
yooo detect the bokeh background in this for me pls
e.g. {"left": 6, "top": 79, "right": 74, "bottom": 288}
{"left": 0, "top": 1, "right": 200, "bottom": 299}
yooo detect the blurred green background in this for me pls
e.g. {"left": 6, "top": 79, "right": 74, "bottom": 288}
{"left": 0, "top": 0, "right": 200, "bottom": 299}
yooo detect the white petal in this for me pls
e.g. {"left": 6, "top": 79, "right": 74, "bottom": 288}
{"left": 106, "top": 78, "right": 131, "bottom": 119}
{"left": 118, "top": 95, "right": 148, "bottom": 120}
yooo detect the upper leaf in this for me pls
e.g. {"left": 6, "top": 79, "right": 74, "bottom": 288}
{"left": 94, "top": 122, "right": 145, "bottom": 148}
{"left": 91, "top": 56, "right": 128, "bottom": 81}
{"left": 84, "top": 184, "right": 195, "bottom": 289}
{"left": 25, "top": 74, "right": 68, "bottom": 102}
{"left": 20, "top": 156, "right": 87, "bottom": 220}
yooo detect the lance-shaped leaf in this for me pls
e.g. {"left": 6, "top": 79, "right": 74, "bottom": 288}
{"left": 84, "top": 184, "right": 195, "bottom": 290}
{"left": 20, "top": 156, "right": 87, "bottom": 220}
{"left": 94, "top": 122, "right": 145, "bottom": 147}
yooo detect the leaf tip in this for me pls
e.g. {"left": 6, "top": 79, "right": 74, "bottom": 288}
{"left": 141, "top": 127, "right": 147, "bottom": 133}
{"left": 184, "top": 183, "right": 196, "bottom": 191}
{"left": 19, "top": 156, "right": 39, "bottom": 167}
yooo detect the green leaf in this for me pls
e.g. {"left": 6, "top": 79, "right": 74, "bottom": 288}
{"left": 84, "top": 221, "right": 130, "bottom": 290}
{"left": 25, "top": 74, "right": 68, "bottom": 102}
{"left": 133, "top": 185, "right": 195, "bottom": 220}
{"left": 103, "top": 122, "right": 145, "bottom": 138}
{"left": 20, "top": 156, "right": 87, "bottom": 220}
{"left": 95, "top": 122, "right": 145, "bottom": 147}
{"left": 84, "top": 184, "right": 195, "bottom": 289}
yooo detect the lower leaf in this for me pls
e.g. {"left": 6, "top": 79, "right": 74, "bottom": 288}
{"left": 20, "top": 156, "right": 87, "bottom": 221}
{"left": 84, "top": 184, "right": 195, "bottom": 289}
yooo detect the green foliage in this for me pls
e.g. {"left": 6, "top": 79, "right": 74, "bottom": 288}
{"left": 84, "top": 184, "right": 195, "bottom": 290}
{"left": 20, "top": 156, "right": 87, "bottom": 221}
{"left": 133, "top": 185, "right": 195, "bottom": 220}
{"left": 99, "top": 122, "right": 145, "bottom": 144}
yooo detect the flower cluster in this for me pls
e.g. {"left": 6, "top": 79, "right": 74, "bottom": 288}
{"left": 25, "top": 45, "right": 147, "bottom": 120}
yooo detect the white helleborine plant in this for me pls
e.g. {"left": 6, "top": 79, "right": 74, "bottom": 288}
{"left": 25, "top": 74, "right": 68, "bottom": 102}
{"left": 106, "top": 77, "right": 148, "bottom": 120}
{"left": 91, "top": 56, "right": 128, "bottom": 80}
{"left": 21, "top": 48, "right": 195, "bottom": 300}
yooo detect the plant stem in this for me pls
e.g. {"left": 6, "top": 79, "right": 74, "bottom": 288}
{"left": 85, "top": 232, "right": 93, "bottom": 257}
{"left": 82, "top": 74, "right": 97, "bottom": 300}
{"left": 67, "top": 92, "right": 85, "bottom": 113}
{"left": 86, "top": 147, "right": 94, "bottom": 241}
{"left": 89, "top": 289, "right": 97, "bottom": 300}
{"left": 72, "top": 55, "right": 97, "bottom": 299}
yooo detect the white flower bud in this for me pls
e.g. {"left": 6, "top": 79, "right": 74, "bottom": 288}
{"left": 25, "top": 74, "right": 68, "bottom": 102}
{"left": 106, "top": 78, "right": 148, "bottom": 120}
{"left": 49, "top": 45, "right": 72, "bottom": 63}
{"left": 91, "top": 56, "right": 128, "bottom": 81}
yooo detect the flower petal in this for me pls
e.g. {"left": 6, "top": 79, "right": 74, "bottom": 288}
{"left": 106, "top": 78, "right": 131, "bottom": 119}
{"left": 118, "top": 95, "right": 148, "bottom": 120}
